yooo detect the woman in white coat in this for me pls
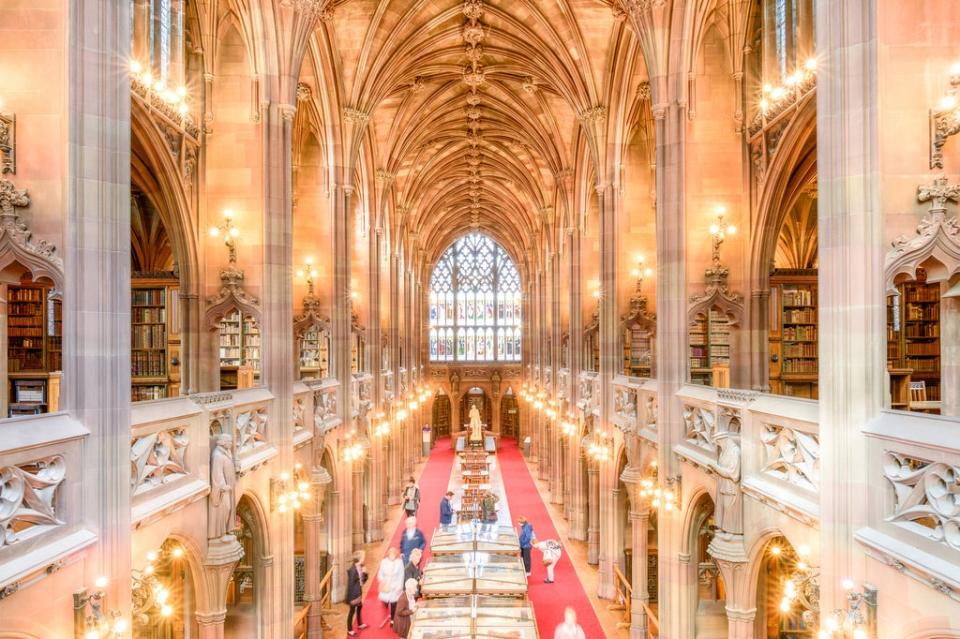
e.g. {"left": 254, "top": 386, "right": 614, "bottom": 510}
{"left": 376, "top": 546, "right": 405, "bottom": 627}
{"left": 535, "top": 538, "right": 562, "bottom": 583}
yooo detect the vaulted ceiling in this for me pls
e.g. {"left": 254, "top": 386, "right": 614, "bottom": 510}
{"left": 309, "top": 0, "right": 636, "bottom": 270}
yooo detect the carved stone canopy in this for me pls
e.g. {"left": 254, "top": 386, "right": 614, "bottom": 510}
{"left": 885, "top": 175, "right": 960, "bottom": 293}
{"left": 689, "top": 262, "right": 743, "bottom": 326}
{"left": 0, "top": 178, "right": 64, "bottom": 290}
{"left": 205, "top": 263, "right": 260, "bottom": 329}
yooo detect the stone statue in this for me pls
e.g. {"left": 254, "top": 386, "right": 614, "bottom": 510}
{"left": 209, "top": 434, "right": 237, "bottom": 541}
{"left": 713, "top": 431, "right": 742, "bottom": 536}
{"left": 468, "top": 404, "right": 483, "bottom": 444}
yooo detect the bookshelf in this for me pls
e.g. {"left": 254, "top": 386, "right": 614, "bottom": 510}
{"left": 623, "top": 323, "right": 654, "bottom": 377}
{"left": 131, "top": 277, "right": 181, "bottom": 402}
{"left": 6, "top": 283, "right": 63, "bottom": 415}
{"left": 886, "top": 272, "right": 941, "bottom": 409}
{"left": 219, "top": 310, "right": 260, "bottom": 390}
{"left": 769, "top": 271, "right": 818, "bottom": 399}
{"left": 298, "top": 325, "right": 329, "bottom": 379}
{"left": 688, "top": 307, "right": 732, "bottom": 386}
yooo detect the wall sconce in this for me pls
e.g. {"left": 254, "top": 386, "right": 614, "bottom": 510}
{"left": 766, "top": 543, "right": 819, "bottom": 623}
{"left": 585, "top": 430, "right": 612, "bottom": 463}
{"left": 559, "top": 417, "right": 577, "bottom": 437}
{"left": 342, "top": 441, "right": 364, "bottom": 463}
{"left": 130, "top": 543, "right": 186, "bottom": 629}
{"left": 74, "top": 577, "right": 126, "bottom": 639}
{"left": 638, "top": 462, "right": 679, "bottom": 512}
{"left": 819, "top": 581, "right": 877, "bottom": 639}
{"left": 708, "top": 206, "right": 736, "bottom": 269}
{"left": 0, "top": 108, "right": 16, "bottom": 174}
{"left": 296, "top": 257, "right": 319, "bottom": 296}
{"left": 271, "top": 463, "right": 311, "bottom": 512}
{"left": 209, "top": 209, "right": 240, "bottom": 265}
{"left": 631, "top": 255, "right": 653, "bottom": 294}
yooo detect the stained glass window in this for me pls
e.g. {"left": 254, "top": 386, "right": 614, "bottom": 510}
{"left": 428, "top": 232, "right": 522, "bottom": 361}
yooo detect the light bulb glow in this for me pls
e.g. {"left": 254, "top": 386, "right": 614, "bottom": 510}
{"left": 805, "top": 58, "right": 817, "bottom": 71}
{"left": 146, "top": 551, "right": 158, "bottom": 562}
{"left": 172, "top": 547, "right": 184, "bottom": 558}
{"left": 941, "top": 94, "right": 957, "bottom": 110}
{"left": 130, "top": 60, "right": 142, "bottom": 74}
{"left": 94, "top": 576, "right": 109, "bottom": 589}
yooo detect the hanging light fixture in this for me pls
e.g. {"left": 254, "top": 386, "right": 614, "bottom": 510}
{"left": 272, "top": 462, "right": 311, "bottom": 512}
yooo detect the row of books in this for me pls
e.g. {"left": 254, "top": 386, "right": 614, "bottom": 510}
{"left": 132, "top": 325, "right": 167, "bottom": 349}
{"left": 8, "top": 354, "right": 44, "bottom": 371}
{"left": 783, "top": 360, "right": 818, "bottom": 374}
{"left": 131, "top": 350, "right": 167, "bottom": 377}
{"left": 8, "top": 315, "right": 43, "bottom": 326}
{"left": 9, "top": 288, "right": 43, "bottom": 302}
{"left": 904, "top": 288, "right": 939, "bottom": 303}
{"left": 9, "top": 303, "right": 43, "bottom": 316}
{"left": 783, "top": 343, "right": 818, "bottom": 358}
{"left": 906, "top": 304, "right": 939, "bottom": 321}
{"left": 783, "top": 326, "right": 817, "bottom": 341}
{"left": 9, "top": 327, "right": 43, "bottom": 338}
{"left": 132, "top": 384, "right": 168, "bottom": 402}
{"left": 133, "top": 307, "right": 167, "bottom": 324}
{"left": 905, "top": 324, "right": 938, "bottom": 337}
{"left": 906, "top": 357, "right": 940, "bottom": 372}
{"left": 782, "top": 288, "right": 815, "bottom": 307}
{"left": 784, "top": 309, "right": 817, "bottom": 324}
{"left": 132, "top": 289, "right": 166, "bottom": 306}
{"left": 906, "top": 342, "right": 940, "bottom": 356}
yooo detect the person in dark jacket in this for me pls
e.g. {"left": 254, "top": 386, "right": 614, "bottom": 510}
{"left": 345, "top": 551, "right": 368, "bottom": 636}
{"left": 518, "top": 516, "right": 536, "bottom": 577}
{"left": 403, "top": 548, "right": 423, "bottom": 598}
{"left": 399, "top": 516, "right": 426, "bottom": 563}
{"left": 439, "top": 491, "right": 456, "bottom": 525}
{"left": 393, "top": 578, "right": 419, "bottom": 638}
{"left": 402, "top": 477, "right": 420, "bottom": 516}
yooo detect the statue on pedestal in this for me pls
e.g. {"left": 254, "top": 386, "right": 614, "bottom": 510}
{"left": 468, "top": 404, "right": 483, "bottom": 445}
{"left": 712, "top": 431, "right": 742, "bottom": 537}
{"left": 208, "top": 434, "right": 238, "bottom": 541}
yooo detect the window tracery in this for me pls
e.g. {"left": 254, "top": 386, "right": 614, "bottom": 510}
{"left": 428, "top": 232, "right": 521, "bottom": 361}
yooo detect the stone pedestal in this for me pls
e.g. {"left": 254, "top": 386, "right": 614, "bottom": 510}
{"left": 198, "top": 537, "right": 245, "bottom": 639}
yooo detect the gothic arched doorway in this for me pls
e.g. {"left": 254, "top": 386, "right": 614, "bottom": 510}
{"left": 460, "top": 387, "right": 491, "bottom": 426}
{"left": 432, "top": 391, "right": 452, "bottom": 437}
{"left": 500, "top": 388, "right": 518, "bottom": 439}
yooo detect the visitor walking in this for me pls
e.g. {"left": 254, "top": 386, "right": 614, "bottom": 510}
{"left": 518, "top": 515, "right": 536, "bottom": 577}
{"left": 403, "top": 547, "right": 423, "bottom": 598}
{"left": 376, "top": 547, "right": 404, "bottom": 628}
{"left": 553, "top": 607, "right": 587, "bottom": 639}
{"left": 480, "top": 489, "right": 500, "bottom": 523}
{"left": 400, "top": 516, "right": 426, "bottom": 563}
{"left": 536, "top": 538, "right": 562, "bottom": 583}
{"left": 402, "top": 477, "right": 420, "bottom": 516}
{"left": 439, "top": 490, "right": 456, "bottom": 525}
{"left": 393, "top": 578, "right": 419, "bottom": 638}
{"left": 345, "top": 551, "right": 368, "bottom": 636}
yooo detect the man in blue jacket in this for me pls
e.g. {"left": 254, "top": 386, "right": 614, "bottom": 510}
{"left": 518, "top": 515, "right": 535, "bottom": 577}
{"left": 439, "top": 491, "right": 456, "bottom": 526}
{"left": 400, "top": 515, "right": 426, "bottom": 563}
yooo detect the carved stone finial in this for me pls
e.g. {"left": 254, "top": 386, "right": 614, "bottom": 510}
{"left": 296, "top": 82, "right": 312, "bottom": 102}
{"left": 918, "top": 174, "right": 960, "bottom": 212}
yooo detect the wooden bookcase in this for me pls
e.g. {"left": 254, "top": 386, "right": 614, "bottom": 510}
{"left": 7, "top": 283, "right": 63, "bottom": 415}
{"left": 298, "top": 325, "right": 330, "bottom": 379}
{"left": 886, "top": 272, "right": 941, "bottom": 408}
{"left": 768, "top": 270, "right": 818, "bottom": 399}
{"left": 219, "top": 310, "right": 260, "bottom": 390}
{"left": 623, "top": 324, "right": 654, "bottom": 377}
{"left": 689, "top": 307, "right": 732, "bottom": 386}
{"left": 131, "top": 276, "right": 181, "bottom": 402}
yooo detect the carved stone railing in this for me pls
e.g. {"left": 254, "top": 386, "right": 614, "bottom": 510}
{"left": 399, "top": 367, "right": 408, "bottom": 397}
{"left": 674, "top": 385, "right": 722, "bottom": 469}
{"left": 740, "top": 392, "right": 819, "bottom": 528}
{"left": 576, "top": 371, "right": 598, "bottom": 415}
{"left": 543, "top": 367, "right": 552, "bottom": 395}
{"left": 232, "top": 388, "right": 274, "bottom": 472}
{"left": 637, "top": 379, "right": 658, "bottom": 442}
{"left": 556, "top": 368, "right": 570, "bottom": 402}
{"left": 310, "top": 378, "right": 341, "bottom": 435}
{"left": 352, "top": 372, "right": 373, "bottom": 418}
{"left": 0, "top": 413, "right": 96, "bottom": 591}
{"left": 857, "top": 411, "right": 960, "bottom": 603}
{"left": 130, "top": 396, "right": 208, "bottom": 525}
{"left": 611, "top": 375, "right": 640, "bottom": 433}
{"left": 293, "top": 382, "right": 313, "bottom": 449}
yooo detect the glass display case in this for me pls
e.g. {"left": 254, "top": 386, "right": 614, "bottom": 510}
{"left": 430, "top": 523, "right": 520, "bottom": 556}
{"left": 420, "top": 553, "right": 528, "bottom": 598}
{"left": 409, "top": 595, "right": 539, "bottom": 639}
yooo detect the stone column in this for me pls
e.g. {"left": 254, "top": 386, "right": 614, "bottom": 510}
{"left": 386, "top": 430, "right": 400, "bottom": 505}
{"left": 942, "top": 296, "right": 960, "bottom": 415}
{"left": 569, "top": 433, "right": 588, "bottom": 540}
{"left": 65, "top": 0, "right": 133, "bottom": 618}
{"left": 621, "top": 467, "right": 651, "bottom": 639}
{"left": 197, "top": 539, "right": 245, "bottom": 639}
{"left": 303, "top": 467, "right": 332, "bottom": 638}
{"left": 366, "top": 227, "right": 385, "bottom": 539}
{"left": 816, "top": 0, "right": 883, "bottom": 615}
{"left": 587, "top": 459, "right": 600, "bottom": 564}
{"left": 352, "top": 466, "right": 364, "bottom": 547}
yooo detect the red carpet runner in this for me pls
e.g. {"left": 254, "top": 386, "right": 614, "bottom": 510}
{"left": 498, "top": 437, "right": 606, "bottom": 638}
{"left": 359, "top": 437, "right": 455, "bottom": 636}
